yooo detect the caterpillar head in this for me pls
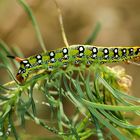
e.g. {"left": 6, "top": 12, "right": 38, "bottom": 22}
{"left": 7, "top": 56, "right": 28, "bottom": 83}
{"left": 15, "top": 58, "right": 29, "bottom": 83}
{"left": 16, "top": 67, "right": 29, "bottom": 83}
{"left": 16, "top": 59, "right": 31, "bottom": 83}
{"left": 16, "top": 72, "right": 26, "bottom": 83}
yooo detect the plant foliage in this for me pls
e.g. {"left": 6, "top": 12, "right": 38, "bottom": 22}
{"left": 0, "top": 0, "right": 140, "bottom": 140}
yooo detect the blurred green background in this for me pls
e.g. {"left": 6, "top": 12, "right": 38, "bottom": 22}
{"left": 0, "top": 0, "right": 140, "bottom": 139}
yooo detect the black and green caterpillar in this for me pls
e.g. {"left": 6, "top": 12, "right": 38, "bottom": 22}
{"left": 10, "top": 45, "right": 140, "bottom": 83}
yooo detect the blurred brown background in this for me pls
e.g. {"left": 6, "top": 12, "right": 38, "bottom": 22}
{"left": 0, "top": 0, "right": 140, "bottom": 94}
{"left": 0, "top": 0, "right": 140, "bottom": 139}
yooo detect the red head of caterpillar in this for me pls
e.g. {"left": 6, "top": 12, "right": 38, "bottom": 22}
{"left": 7, "top": 56, "right": 28, "bottom": 83}
{"left": 8, "top": 45, "right": 140, "bottom": 83}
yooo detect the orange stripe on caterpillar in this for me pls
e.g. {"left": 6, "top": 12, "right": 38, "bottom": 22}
{"left": 7, "top": 55, "right": 25, "bottom": 62}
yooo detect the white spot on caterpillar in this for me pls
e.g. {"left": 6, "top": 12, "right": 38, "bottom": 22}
{"left": 38, "top": 60, "right": 42, "bottom": 64}
{"left": 79, "top": 46, "right": 84, "bottom": 52}
{"left": 63, "top": 48, "right": 68, "bottom": 54}
{"left": 114, "top": 48, "right": 118, "bottom": 53}
{"left": 92, "top": 47, "right": 97, "bottom": 53}
{"left": 104, "top": 48, "right": 109, "bottom": 54}
{"left": 128, "top": 48, "right": 133, "bottom": 55}
{"left": 104, "top": 55, "right": 108, "bottom": 59}
{"left": 92, "top": 54, "right": 97, "bottom": 58}
{"left": 50, "top": 51, "right": 55, "bottom": 57}
{"left": 21, "top": 69, "right": 26, "bottom": 74}
{"left": 18, "top": 69, "right": 21, "bottom": 74}
{"left": 37, "top": 55, "right": 41, "bottom": 59}
{"left": 79, "top": 53, "right": 84, "bottom": 57}
{"left": 51, "top": 58, "right": 55, "bottom": 63}
{"left": 121, "top": 48, "right": 127, "bottom": 56}
{"left": 64, "top": 55, "right": 68, "bottom": 59}
{"left": 23, "top": 60, "right": 28, "bottom": 63}
{"left": 25, "top": 64, "right": 30, "bottom": 67}
{"left": 123, "top": 49, "right": 126, "bottom": 53}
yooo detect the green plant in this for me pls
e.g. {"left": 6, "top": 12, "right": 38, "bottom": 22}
{"left": 0, "top": 0, "right": 140, "bottom": 140}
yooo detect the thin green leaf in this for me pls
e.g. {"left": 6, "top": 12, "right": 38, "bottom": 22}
{"left": 84, "top": 22, "right": 101, "bottom": 45}
{"left": 89, "top": 107, "right": 129, "bottom": 140}
{"left": 81, "top": 98, "right": 140, "bottom": 111}
{"left": 17, "top": 0, "right": 46, "bottom": 52}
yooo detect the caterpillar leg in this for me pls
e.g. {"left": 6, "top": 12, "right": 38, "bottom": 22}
{"left": 133, "top": 56, "right": 140, "bottom": 62}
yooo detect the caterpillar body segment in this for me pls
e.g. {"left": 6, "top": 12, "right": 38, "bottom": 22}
{"left": 14, "top": 45, "right": 140, "bottom": 83}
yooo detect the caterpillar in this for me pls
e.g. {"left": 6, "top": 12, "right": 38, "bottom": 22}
{"left": 8, "top": 45, "right": 140, "bottom": 83}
